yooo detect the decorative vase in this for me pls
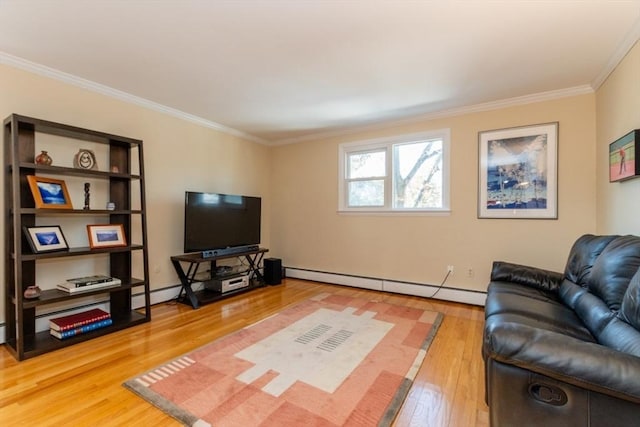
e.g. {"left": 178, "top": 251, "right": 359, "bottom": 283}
{"left": 35, "top": 150, "right": 53, "bottom": 165}
{"left": 24, "top": 285, "right": 41, "bottom": 299}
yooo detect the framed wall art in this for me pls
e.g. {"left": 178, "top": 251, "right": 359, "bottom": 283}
{"left": 23, "top": 225, "right": 69, "bottom": 253}
{"left": 87, "top": 224, "right": 127, "bottom": 249}
{"left": 609, "top": 129, "right": 640, "bottom": 182}
{"left": 478, "top": 122, "right": 558, "bottom": 219}
{"left": 26, "top": 175, "right": 73, "bottom": 209}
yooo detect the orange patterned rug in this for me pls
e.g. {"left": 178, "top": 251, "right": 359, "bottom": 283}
{"left": 124, "top": 292, "right": 443, "bottom": 426}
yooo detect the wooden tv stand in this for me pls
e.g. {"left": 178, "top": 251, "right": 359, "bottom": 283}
{"left": 171, "top": 247, "right": 268, "bottom": 309}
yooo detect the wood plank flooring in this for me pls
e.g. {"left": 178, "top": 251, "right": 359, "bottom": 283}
{"left": 0, "top": 279, "right": 488, "bottom": 426}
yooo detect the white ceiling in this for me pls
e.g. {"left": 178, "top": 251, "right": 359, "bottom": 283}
{"left": 1, "top": 1, "right": 640, "bottom": 144}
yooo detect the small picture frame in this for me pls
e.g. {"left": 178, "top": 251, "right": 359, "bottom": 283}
{"left": 27, "top": 176, "right": 73, "bottom": 209}
{"left": 609, "top": 130, "right": 640, "bottom": 182}
{"left": 23, "top": 225, "right": 69, "bottom": 253}
{"left": 87, "top": 224, "right": 127, "bottom": 249}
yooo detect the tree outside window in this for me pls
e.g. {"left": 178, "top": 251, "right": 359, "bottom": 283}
{"left": 393, "top": 139, "right": 443, "bottom": 209}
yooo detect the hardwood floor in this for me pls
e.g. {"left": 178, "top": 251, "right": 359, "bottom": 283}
{"left": 0, "top": 279, "right": 488, "bottom": 426}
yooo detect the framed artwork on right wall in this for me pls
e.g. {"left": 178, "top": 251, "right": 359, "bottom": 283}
{"left": 478, "top": 122, "right": 558, "bottom": 219}
{"left": 609, "top": 129, "right": 640, "bottom": 182}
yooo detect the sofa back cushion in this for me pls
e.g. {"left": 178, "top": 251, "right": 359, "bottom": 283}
{"left": 588, "top": 235, "right": 640, "bottom": 311}
{"left": 620, "top": 268, "right": 640, "bottom": 330}
{"left": 564, "top": 234, "right": 618, "bottom": 287}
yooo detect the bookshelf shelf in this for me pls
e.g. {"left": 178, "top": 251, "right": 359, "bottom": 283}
{"left": 17, "top": 245, "right": 146, "bottom": 261}
{"left": 15, "top": 278, "right": 146, "bottom": 308}
{"left": 9, "top": 311, "right": 148, "bottom": 358}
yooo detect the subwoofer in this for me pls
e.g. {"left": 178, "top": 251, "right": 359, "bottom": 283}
{"left": 264, "top": 258, "right": 282, "bottom": 285}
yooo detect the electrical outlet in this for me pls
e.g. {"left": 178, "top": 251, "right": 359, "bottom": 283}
{"left": 447, "top": 265, "right": 454, "bottom": 273}
{"left": 467, "top": 268, "right": 474, "bottom": 278}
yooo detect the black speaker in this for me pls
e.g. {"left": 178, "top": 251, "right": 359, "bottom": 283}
{"left": 264, "top": 258, "right": 282, "bottom": 285}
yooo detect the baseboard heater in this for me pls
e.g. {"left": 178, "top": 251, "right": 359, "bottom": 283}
{"left": 285, "top": 267, "right": 487, "bottom": 306}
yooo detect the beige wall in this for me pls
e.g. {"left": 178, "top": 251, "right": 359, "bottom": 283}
{"left": 0, "top": 64, "right": 271, "bottom": 323}
{"left": 270, "top": 95, "right": 597, "bottom": 292}
{"left": 596, "top": 41, "right": 640, "bottom": 234}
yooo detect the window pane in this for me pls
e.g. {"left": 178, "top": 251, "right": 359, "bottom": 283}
{"left": 348, "top": 151, "right": 386, "bottom": 179}
{"left": 393, "top": 140, "right": 443, "bottom": 208}
{"left": 348, "top": 180, "right": 384, "bottom": 207}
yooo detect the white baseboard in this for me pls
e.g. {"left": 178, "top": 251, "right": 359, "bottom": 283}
{"left": 286, "top": 269, "right": 384, "bottom": 291}
{"left": 134, "top": 286, "right": 183, "bottom": 307}
{"left": 286, "top": 268, "right": 486, "bottom": 306}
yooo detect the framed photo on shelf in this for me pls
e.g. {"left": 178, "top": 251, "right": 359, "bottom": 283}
{"left": 26, "top": 175, "right": 73, "bottom": 209}
{"left": 87, "top": 224, "right": 127, "bottom": 249}
{"left": 478, "top": 122, "right": 558, "bottom": 219}
{"left": 609, "top": 129, "right": 640, "bottom": 182}
{"left": 23, "top": 225, "right": 69, "bottom": 253}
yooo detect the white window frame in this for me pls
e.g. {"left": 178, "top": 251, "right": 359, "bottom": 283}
{"left": 338, "top": 129, "right": 451, "bottom": 214}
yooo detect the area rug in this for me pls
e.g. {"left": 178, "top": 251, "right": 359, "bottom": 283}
{"left": 124, "top": 292, "right": 443, "bottom": 426}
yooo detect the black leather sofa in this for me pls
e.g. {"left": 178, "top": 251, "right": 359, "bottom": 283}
{"left": 483, "top": 234, "right": 640, "bottom": 427}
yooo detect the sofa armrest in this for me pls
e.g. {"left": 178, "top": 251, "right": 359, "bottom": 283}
{"left": 491, "top": 261, "right": 563, "bottom": 292}
{"left": 484, "top": 322, "right": 640, "bottom": 403}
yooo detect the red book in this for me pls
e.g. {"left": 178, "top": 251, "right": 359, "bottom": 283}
{"left": 49, "top": 308, "right": 111, "bottom": 332}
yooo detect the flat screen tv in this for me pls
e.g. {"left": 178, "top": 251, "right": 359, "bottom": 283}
{"left": 184, "top": 191, "right": 261, "bottom": 253}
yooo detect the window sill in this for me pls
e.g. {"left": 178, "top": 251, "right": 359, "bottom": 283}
{"left": 337, "top": 209, "right": 451, "bottom": 216}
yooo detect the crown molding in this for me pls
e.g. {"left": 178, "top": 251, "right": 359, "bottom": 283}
{"left": 591, "top": 16, "right": 640, "bottom": 90}
{"left": 273, "top": 85, "right": 594, "bottom": 145}
{"left": 0, "top": 52, "right": 268, "bottom": 145}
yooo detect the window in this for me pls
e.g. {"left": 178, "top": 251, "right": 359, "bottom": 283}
{"left": 339, "top": 129, "right": 450, "bottom": 213}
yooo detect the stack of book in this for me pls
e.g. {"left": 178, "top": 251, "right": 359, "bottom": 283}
{"left": 57, "top": 275, "right": 121, "bottom": 294}
{"left": 49, "top": 308, "right": 113, "bottom": 340}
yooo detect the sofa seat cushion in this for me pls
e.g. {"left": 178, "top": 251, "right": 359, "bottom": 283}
{"left": 486, "top": 287, "right": 571, "bottom": 318}
{"left": 485, "top": 281, "right": 595, "bottom": 342}
{"left": 484, "top": 311, "right": 595, "bottom": 343}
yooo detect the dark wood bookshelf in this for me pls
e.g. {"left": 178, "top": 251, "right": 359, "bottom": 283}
{"left": 4, "top": 114, "right": 151, "bottom": 361}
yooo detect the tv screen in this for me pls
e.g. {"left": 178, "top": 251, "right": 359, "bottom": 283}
{"left": 184, "top": 192, "right": 261, "bottom": 253}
